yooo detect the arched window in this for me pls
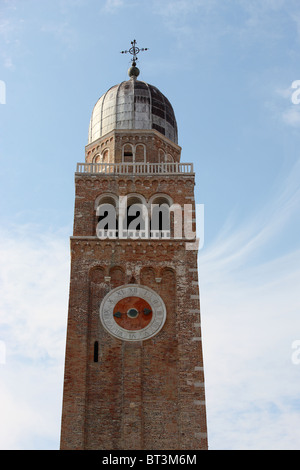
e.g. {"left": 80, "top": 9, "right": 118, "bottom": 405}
{"left": 140, "top": 267, "right": 156, "bottom": 288}
{"left": 89, "top": 266, "right": 105, "bottom": 283}
{"left": 120, "top": 194, "right": 148, "bottom": 239}
{"left": 109, "top": 266, "right": 125, "bottom": 288}
{"left": 158, "top": 149, "right": 166, "bottom": 163}
{"left": 135, "top": 144, "right": 146, "bottom": 163}
{"left": 95, "top": 194, "right": 118, "bottom": 239}
{"left": 149, "top": 194, "right": 173, "bottom": 239}
{"left": 93, "top": 153, "right": 101, "bottom": 164}
{"left": 102, "top": 149, "right": 109, "bottom": 163}
{"left": 166, "top": 154, "right": 174, "bottom": 163}
{"left": 122, "top": 144, "right": 134, "bottom": 162}
{"left": 93, "top": 150, "right": 109, "bottom": 173}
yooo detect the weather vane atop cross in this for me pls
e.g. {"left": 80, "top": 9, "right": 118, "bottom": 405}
{"left": 121, "top": 39, "right": 149, "bottom": 65}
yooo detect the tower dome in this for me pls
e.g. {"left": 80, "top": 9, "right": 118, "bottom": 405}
{"left": 88, "top": 78, "right": 178, "bottom": 145}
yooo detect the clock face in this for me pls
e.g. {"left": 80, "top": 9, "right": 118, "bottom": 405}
{"left": 100, "top": 284, "right": 166, "bottom": 342}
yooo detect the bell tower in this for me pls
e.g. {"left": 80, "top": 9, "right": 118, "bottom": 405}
{"left": 60, "top": 41, "right": 208, "bottom": 451}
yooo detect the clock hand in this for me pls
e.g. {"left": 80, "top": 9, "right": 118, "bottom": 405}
{"left": 114, "top": 309, "right": 152, "bottom": 318}
{"left": 113, "top": 311, "right": 122, "bottom": 318}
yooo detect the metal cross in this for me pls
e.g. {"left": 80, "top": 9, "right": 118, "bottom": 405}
{"left": 121, "top": 39, "right": 149, "bottom": 64}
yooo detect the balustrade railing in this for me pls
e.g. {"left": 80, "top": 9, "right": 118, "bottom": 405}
{"left": 76, "top": 162, "right": 194, "bottom": 175}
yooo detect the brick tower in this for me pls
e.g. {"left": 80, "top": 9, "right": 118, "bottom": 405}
{"left": 60, "top": 42, "right": 208, "bottom": 450}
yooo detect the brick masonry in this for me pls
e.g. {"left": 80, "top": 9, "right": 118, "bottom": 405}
{"left": 60, "top": 132, "right": 208, "bottom": 450}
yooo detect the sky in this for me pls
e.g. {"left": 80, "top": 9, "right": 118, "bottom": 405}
{"left": 0, "top": 0, "right": 300, "bottom": 450}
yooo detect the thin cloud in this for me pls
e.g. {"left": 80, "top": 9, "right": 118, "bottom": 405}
{"left": 199, "top": 159, "right": 300, "bottom": 449}
{"left": 282, "top": 106, "right": 300, "bottom": 127}
{"left": 153, "top": 0, "right": 300, "bottom": 57}
{"left": 0, "top": 226, "right": 69, "bottom": 449}
{"left": 102, "top": 0, "right": 125, "bottom": 13}
{"left": 270, "top": 83, "right": 300, "bottom": 129}
{"left": 200, "top": 157, "right": 300, "bottom": 271}
{"left": 0, "top": 226, "right": 69, "bottom": 361}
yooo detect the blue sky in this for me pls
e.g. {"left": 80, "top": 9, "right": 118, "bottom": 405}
{"left": 0, "top": 0, "right": 300, "bottom": 450}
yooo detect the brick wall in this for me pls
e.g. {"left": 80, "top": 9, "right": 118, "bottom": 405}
{"left": 60, "top": 162, "right": 208, "bottom": 450}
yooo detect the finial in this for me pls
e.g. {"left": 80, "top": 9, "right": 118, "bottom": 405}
{"left": 121, "top": 39, "right": 149, "bottom": 79}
